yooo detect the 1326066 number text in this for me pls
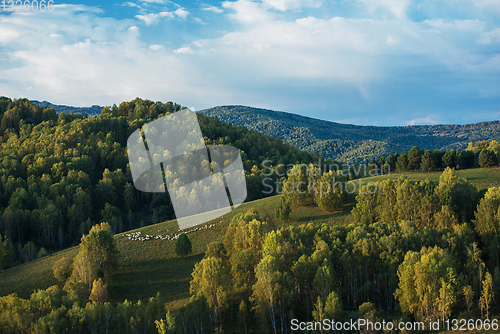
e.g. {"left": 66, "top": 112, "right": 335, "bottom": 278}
{"left": 1, "top": 0, "right": 54, "bottom": 11}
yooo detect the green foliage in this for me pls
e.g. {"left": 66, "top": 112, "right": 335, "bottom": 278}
{"left": 0, "top": 97, "right": 319, "bottom": 268}
{"left": 396, "top": 152, "right": 409, "bottom": 172}
{"left": 420, "top": 150, "right": 434, "bottom": 173}
{"left": 274, "top": 196, "right": 291, "bottom": 221}
{"left": 89, "top": 278, "right": 108, "bottom": 304}
{"left": 175, "top": 233, "right": 192, "bottom": 260}
{"left": 52, "top": 257, "right": 72, "bottom": 282}
{"left": 0, "top": 284, "right": 168, "bottom": 334}
{"left": 395, "top": 246, "right": 458, "bottom": 321}
{"left": 479, "top": 148, "right": 497, "bottom": 167}
{"left": 480, "top": 271, "right": 494, "bottom": 319}
{"left": 353, "top": 169, "right": 479, "bottom": 229}
{"left": 315, "top": 172, "right": 345, "bottom": 212}
{"left": 473, "top": 187, "right": 500, "bottom": 245}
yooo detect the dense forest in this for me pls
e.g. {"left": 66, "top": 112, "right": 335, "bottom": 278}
{"left": 366, "top": 141, "right": 499, "bottom": 175}
{"left": 0, "top": 97, "right": 320, "bottom": 269}
{"left": 2, "top": 97, "right": 500, "bottom": 333}
{"left": 2, "top": 168, "right": 500, "bottom": 333}
{"left": 199, "top": 105, "right": 500, "bottom": 162}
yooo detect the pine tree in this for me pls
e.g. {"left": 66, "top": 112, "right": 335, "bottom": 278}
{"left": 396, "top": 152, "right": 409, "bottom": 173}
{"left": 420, "top": 150, "right": 434, "bottom": 173}
{"left": 408, "top": 146, "right": 421, "bottom": 171}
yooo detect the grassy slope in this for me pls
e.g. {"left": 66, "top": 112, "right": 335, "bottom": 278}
{"left": 0, "top": 195, "right": 352, "bottom": 307}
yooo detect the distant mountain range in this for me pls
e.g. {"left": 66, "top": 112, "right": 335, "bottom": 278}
{"left": 198, "top": 106, "right": 500, "bottom": 162}
{"left": 28, "top": 101, "right": 500, "bottom": 162}
{"left": 31, "top": 100, "right": 102, "bottom": 117}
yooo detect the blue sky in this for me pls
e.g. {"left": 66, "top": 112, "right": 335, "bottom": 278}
{"left": 0, "top": 0, "right": 499, "bottom": 126}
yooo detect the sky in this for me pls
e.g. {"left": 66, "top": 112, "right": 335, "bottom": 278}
{"left": 0, "top": 0, "right": 499, "bottom": 126}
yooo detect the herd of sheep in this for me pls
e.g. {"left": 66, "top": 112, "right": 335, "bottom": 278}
{"left": 124, "top": 221, "right": 222, "bottom": 241}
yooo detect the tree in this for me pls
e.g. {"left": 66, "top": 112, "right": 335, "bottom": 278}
{"left": 479, "top": 148, "right": 496, "bottom": 168}
{"left": 479, "top": 271, "right": 493, "bottom": 319}
{"left": 282, "top": 164, "right": 309, "bottom": 206}
{"left": 396, "top": 152, "right": 408, "bottom": 173}
{"left": 312, "top": 296, "right": 325, "bottom": 328}
{"left": 433, "top": 206, "right": 458, "bottom": 230}
{"left": 474, "top": 187, "right": 500, "bottom": 245}
{"left": 315, "top": 172, "right": 344, "bottom": 212}
{"left": 190, "top": 256, "right": 230, "bottom": 326}
{"left": 155, "top": 311, "right": 176, "bottom": 334}
{"left": 420, "top": 150, "right": 434, "bottom": 173}
{"left": 274, "top": 196, "right": 291, "bottom": 221}
{"left": 408, "top": 146, "right": 421, "bottom": 171}
{"left": 175, "top": 233, "right": 192, "bottom": 260}
{"left": 437, "top": 268, "right": 457, "bottom": 322}
{"left": 69, "top": 222, "right": 117, "bottom": 290}
{"left": 81, "top": 222, "right": 117, "bottom": 278}
{"left": 0, "top": 235, "right": 4, "bottom": 271}
{"left": 89, "top": 278, "right": 108, "bottom": 304}
{"left": 238, "top": 300, "right": 249, "bottom": 334}
{"left": 53, "top": 257, "right": 72, "bottom": 282}
{"left": 463, "top": 285, "right": 474, "bottom": 314}
{"left": 395, "top": 246, "right": 458, "bottom": 321}
{"left": 324, "top": 291, "right": 343, "bottom": 320}
{"left": 442, "top": 149, "right": 456, "bottom": 168}
{"left": 352, "top": 183, "right": 378, "bottom": 225}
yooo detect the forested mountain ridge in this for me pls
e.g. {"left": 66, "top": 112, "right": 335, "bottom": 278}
{"left": 199, "top": 105, "right": 500, "bottom": 162}
{"left": 30, "top": 100, "right": 103, "bottom": 117}
{"left": 0, "top": 96, "right": 320, "bottom": 265}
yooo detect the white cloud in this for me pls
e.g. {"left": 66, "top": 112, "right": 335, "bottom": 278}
{"left": 174, "top": 46, "right": 194, "bottom": 53}
{"left": 0, "top": 5, "right": 225, "bottom": 107}
{"left": 149, "top": 44, "right": 163, "bottom": 50}
{"left": 174, "top": 8, "right": 189, "bottom": 19}
{"left": 384, "top": 34, "right": 398, "bottom": 45}
{"left": 136, "top": 11, "right": 175, "bottom": 25}
{"left": 406, "top": 115, "right": 440, "bottom": 125}
{"left": 261, "top": 0, "right": 323, "bottom": 11}
{"left": 202, "top": 5, "right": 224, "bottom": 13}
{"left": 478, "top": 28, "right": 500, "bottom": 44}
{"left": 0, "top": 27, "right": 20, "bottom": 43}
{"left": 123, "top": 2, "right": 140, "bottom": 7}
{"left": 0, "top": 1, "right": 498, "bottom": 123}
{"left": 356, "top": 0, "right": 411, "bottom": 19}
{"left": 222, "top": 0, "right": 274, "bottom": 23}
{"left": 194, "top": 17, "right": 207, "bottom": 25}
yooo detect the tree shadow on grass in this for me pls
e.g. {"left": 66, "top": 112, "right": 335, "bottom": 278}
{"left": 110, "top": 253, "right": 204, "bottom": 303}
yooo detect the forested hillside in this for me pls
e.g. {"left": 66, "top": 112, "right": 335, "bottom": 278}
{"left": 199, "top": 105, "right": 500, "bottom": 162}
{"left": 2, "top": 97, "right": 500, "bottom": 334}
{"left": 0, "top": 97, "right": 319, "bottom": 268}
{"left": 30, "top": 101, "right": 103, "bottom": 117}
{"left": 3, "top": 168, "right": 500, "bottom": 333}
